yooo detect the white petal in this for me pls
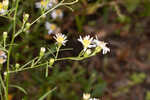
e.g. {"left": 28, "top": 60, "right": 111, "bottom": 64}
{"left": 48, "top": 30, "right": 53, "bottom": 34}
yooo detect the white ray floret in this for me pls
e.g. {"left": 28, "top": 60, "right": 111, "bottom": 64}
{"left": 53, "top": 33, "right": 68, "bottom": 46}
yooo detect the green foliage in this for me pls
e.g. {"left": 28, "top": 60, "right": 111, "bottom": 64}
{"left": 18, "top": 64, "right": 106, "bottom": 99}
{"left": 146, "top": 91, "right": 150, "bottom": 100}
{"left": 130, "top": 73, "right": 146, "bottom": 84}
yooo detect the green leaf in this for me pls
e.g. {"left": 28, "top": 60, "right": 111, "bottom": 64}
{"left": 146, "top": 91, "right": 150, "bottom": 100}
{"left": 10, "top": 85, "right": 27, "bottom": 95}
{"left": 38, "top": 87, "right": 57, "bottom": 100}
{"left": 124, "top": 0, "right": 141, "bottom": 13}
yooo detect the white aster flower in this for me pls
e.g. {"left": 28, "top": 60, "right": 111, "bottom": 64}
{"left": 45, "top": 22, "right": 60, "bottom": 35}
{"left": 78, "top": 35, "right": 95, "bottom": 51}
{"left": 0, "top": 0, "right": 9, "bottom": 15}
{"left": 53, "top": 33, "right": 68, "bottom": 46}
{"left": 93, "top": 36, "right": 110, "bottom": 54}
{"left": 89, "top": 98, "right": 99, "bottom": 100}
{"left": 51, "top": 9, "right": 63, "bottom": 19}
{"left": 0, "top": 50, "right": 7, "bottom": 64}
{"left": 35, "top": 0, "right": 58, "bottom": 10}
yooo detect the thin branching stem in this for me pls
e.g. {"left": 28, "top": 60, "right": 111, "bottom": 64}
{"left": 6, "top": 0, "right": 20, "bottom": 99}
{"left": 7, "top": 62, "right": 48, "bottom": 74}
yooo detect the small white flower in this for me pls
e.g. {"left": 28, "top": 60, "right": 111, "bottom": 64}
{"left": 45, "top": 22, "right": 60, "bottom": 34}
{"left": 0, "top": 50, "right": 7, "bottom": 64}
{"left": 53, "top": 33, "right": 68, "bottom": 46}
{"left": 83, "top": 93, "right": 91, "bottom": 100}
{"left": 51, "top": 9, "right": 63, "bottom": 19}
{"left": 0, "top": 0, "right": 9, "bottom": 15}
{"left": 78, "top": 35, "right": 95, "bottom": 51}
{"left": 89, "top": 98, "right": 99, "bottom": 100}
{"left": 93, "top": 36, "right": 110, "bottom": 54}
{"left": 35, "top": 0, "right": 58, "bottom": 10}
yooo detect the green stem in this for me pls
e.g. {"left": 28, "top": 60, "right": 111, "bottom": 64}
{"left": 0, "top": 73, "right": 6, "bottom": 100}
{"left": 3, "top": 39, "right": 6, "bottom": 49}
{"left": 14, "top": 0, "right": 79, "bottom": 38}
{"left": 7, "top": 62, "right": 47, "bottom": 74}
{"left": 6, "top": 0, "right": 20, "bottom": 99}
{"left": 55, "top": 45, "right": 61, "bottom": 59}
{"left": 30, "top": 3, "right": 61, "bottom": 26}
{"left": 78, "top": 50, "right": 85, "bottom": 57}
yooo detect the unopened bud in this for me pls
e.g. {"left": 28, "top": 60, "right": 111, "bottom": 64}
{"left": 23, "top": 13, "right": 29, "bottom": 22}
{"left": 24, "top": 22, "right": 31, "bottom": 31}
{"left": 4, "top": 72, "right": 7, "bottom": 76}
{"left": 49, "top": 58, "right": 55, "bottom": 67}
{"left": 15, "top": 63, "right": 20, "bottom": 69}
{"left": 93, "top": 47, "right": 102, "bottom": 55}
{"left": 83, "top": 93, "right": 90, "bottom": 100}
{"left": 3, "top": 32, "right": 7, "bottom": 39}
{"left": 40, "top": 47, "right": 46, "bottom": 57}
{"left": 84, "top": 49, "right": 92, "bottom": 57}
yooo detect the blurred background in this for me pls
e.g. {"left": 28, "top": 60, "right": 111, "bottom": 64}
{"left": 1, "top": 0, "right": 150, "bottom": 100}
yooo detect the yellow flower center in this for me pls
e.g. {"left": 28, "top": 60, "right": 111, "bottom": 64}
{"left": 83, "top": 39, "right": 91, "bottom": 48}
{"left": 57, "top": 36, "right": 64, "bottom": 44}
{"left": 0, "top": 58, "right": 4, "bottom": 64}
{"left": 56, "top": 10, "right": 61, "bottom": 14}
{"left": 41, "top": 1, "right": 47, "bottom": 6}
{"left": 0, "top": 3, "right": 3, "bottom": 10}
{"left": 50, "top": 24, "right": 56, "bottom": 30}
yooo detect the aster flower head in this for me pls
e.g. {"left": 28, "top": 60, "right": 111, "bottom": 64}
{"left": 35, "top": 0, "right": 58, "bottom": 10}
{"left": 93, "top": 36, "right": 110, "bottom": 54}
{"left": 78, "top": 35, "right": 95, "bottom": 51}
{"left": 0, "top": 0, "right": 9, "bottom": 15}
{"left": 53, "top": 33, "right": 68, "bottom": 46}
{"left": 0, "top": 50, "right": 7, "bottom": 64}
{"left": 45, "top": 22, "right": 60, "bottom": 35}
{"left": 89, "top": 98, "right": 99, "bottom": 100}
{"left": 51, "top": 9, "right": 63, "bottom": 19}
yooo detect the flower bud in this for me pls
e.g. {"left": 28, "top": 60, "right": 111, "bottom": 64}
{"left": 3, "top": 32, "right": 7, "bottom": 39}
{"left": 24, "top": 22, "right": 31, "bottom": 31}
{"left": 93, "top": 47, "right": 102, "bottom": 55}
{"left": 15, "top": 63, "right": 20, "bottom": 69}
{"left": 4, "top": 72, "right": 7, "bottom": 76}
{"left": 23, "top": 13, "right": 29, "bottom": 22}
{"left": 40, "top": 47, "right": 46, "bottom": 57}
{"left": 84, "top": 49, "right": 91, "bottom": 57}
{"left": 49, "top": 58, "right": 55, "bottom": 67}
{"left": 83, "top": 93, "right": 90, "bottom": 100}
